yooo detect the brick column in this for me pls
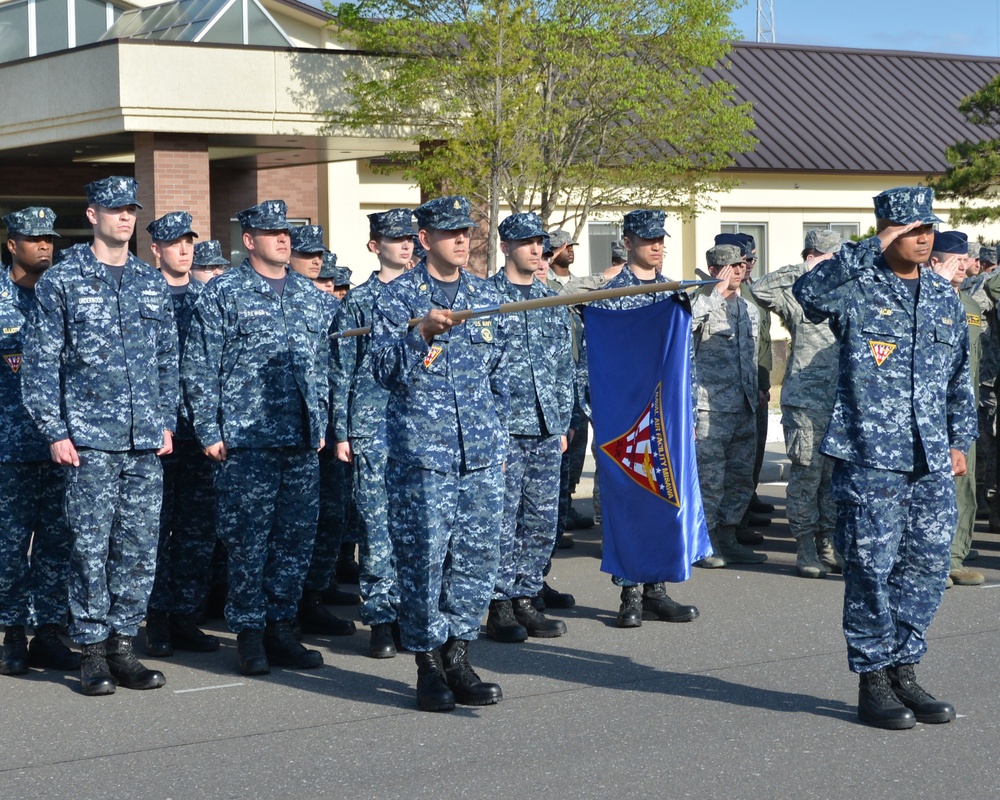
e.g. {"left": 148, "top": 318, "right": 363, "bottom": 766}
{"left": 133, "top": 133, "right": 211, "bottom": 264}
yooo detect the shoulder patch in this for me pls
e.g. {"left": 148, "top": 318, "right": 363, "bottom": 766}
{"left": 869, "top": 340, "right": 896, "bottom": 367}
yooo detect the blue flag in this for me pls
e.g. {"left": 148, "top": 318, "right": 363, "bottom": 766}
{"left": 584, "top": 298, "right": 711, "bottom": 583}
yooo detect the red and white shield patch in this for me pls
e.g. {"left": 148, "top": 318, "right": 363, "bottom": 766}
{"left": 869, "top": 340, "right": 896, "bottom": 367}
{"left": 3, "top": 353, "right": 21, "bottom": 373}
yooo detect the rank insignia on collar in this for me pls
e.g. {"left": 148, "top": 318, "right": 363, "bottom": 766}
{"left": 869, "top": 340, "right": 896, "bottom": 367}
{"left": 968, "top": 313, "right": 982, "bottom": 327}
{"left": 3, "top": 353, "right": 22, "bottom": 373}
{"left": 423, "top": 345, "right": 443, "bottom": 368}
{"left": 419, "top": 284, "right": 427, "bottom": 292}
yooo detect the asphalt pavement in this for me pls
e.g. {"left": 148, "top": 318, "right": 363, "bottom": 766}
{"left": 1, "top": 444, "right": 998, "bottom": 800}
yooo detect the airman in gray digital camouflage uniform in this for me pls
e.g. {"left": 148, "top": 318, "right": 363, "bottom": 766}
{"left": 370, "top": 195, "right": 509, "bottom": 712}
{"left": 0, "top": 207, "right": 78, "bottom": 678}
{"left": 485, "top": 212, "right": 574, "bottom": 643}
{"left": 21, "top": 177, "right": 178, "bottom": 696}
{"left": 330, "top": 208, "right": 413, "bottom": 659}
{"left": 182, "top": 200, "right": 330, "bottom": 677}
{"left": 588, "top": 209, "right": 700, "bottom": 628}
{"left": 794, "top": 187, "right": 975, "bottom": 731}
{"left": 690, "top": 243, "right": 765, "bottom": 568}
{"left": 750, "top": 229, "right": 842, "bottom": 578}
{"left": 144, "top": 211, "right": 219, "bottom": 658}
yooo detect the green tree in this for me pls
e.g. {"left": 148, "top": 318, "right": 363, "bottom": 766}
{"left": 326, "top": 0, "right": 755, "bottom": 272}
{"left": 931, "top": 75, "right": 1000, "bottom": 225}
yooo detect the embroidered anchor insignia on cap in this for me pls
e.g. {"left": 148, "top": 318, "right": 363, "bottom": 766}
{"left": 869, "top": 340, "right": 896, "bottom": 367}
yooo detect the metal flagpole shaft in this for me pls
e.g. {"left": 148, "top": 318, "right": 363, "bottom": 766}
{"left": 331, "top": 278, "right": 719, "bottom": 339}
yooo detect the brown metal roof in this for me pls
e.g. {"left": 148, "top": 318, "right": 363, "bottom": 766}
{"left": 718, "top": 41, "right": 1000, "bottom": 174}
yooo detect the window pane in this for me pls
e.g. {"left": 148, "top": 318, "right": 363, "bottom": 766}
{"left": 36, "top": 0, "right": 69, "bottom": 54}
{"left": 201, "top": 0, "right": 242, "bottom": 45}
{"left": 75, "top": 0, "right": 110, "bottom": 44}
{"left": 246, "top": 0, "right": 286, "bottom": 46}
{"left": 721, "top": 222, "right": 767, "bottom": 278}
{"left": 587, "top": 221, "right": 621, "bottom": 276}
{"left": 0, "top": 1, "right": 29, "bottom": 63}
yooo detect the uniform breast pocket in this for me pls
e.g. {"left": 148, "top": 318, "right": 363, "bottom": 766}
{"left": 707, "top": 317, "right": 734, "bottom": 337}
{"left": 236, "top": 310, "right": 272, "bottom": 338}
{"left": 468, "top": 321, "right": 496, "bottom": 345}
{"left": 138, "top": 301, "right": 165, "bottom": 341}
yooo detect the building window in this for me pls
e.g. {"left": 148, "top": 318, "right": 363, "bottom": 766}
{"left": 587, "top": 221, "right": 622, "bottom": 276}
{"left": 720, "top": 222, "right": 767, "bottom": 279}
{"left": 0, "top": 1, "right": 29, "bottom": 62}
{"left": 0, "top": 0, "right": 121, "bottom": 62}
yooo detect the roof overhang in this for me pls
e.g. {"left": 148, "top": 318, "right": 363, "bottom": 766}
{"left": 0, "top": 38, "right": 418, "bottom": 168}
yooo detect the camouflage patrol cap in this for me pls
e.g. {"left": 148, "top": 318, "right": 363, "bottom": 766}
{"left": 368, "top": 208, "right": 415, "bottom": 239}
{"left": 611, "top": 240, "right": 627, "bottom": 262}
{"left": 623, "top": 210, "right": 669, "bottom": 239}
{"left": 318, "top": 251, "right": 338, "bottom": 279}
{"left": 3, "top": 206, "right": 60, "bottom": 238}
{"left": 332, "top": 265, "right": 353, "bottom": 287}
{"left": 146, "top": 211, "right": 198, "bottom": 243}
{"left": 193, "top": 240, "right": 230, "bottom": 267}
{"left": 803, "top": 229, "right": 842, "bottom": 254}
{"left": 236, "top": 200, "right": 290, "bottom": 231}
{"left": 873, "top": 186, "right": 943, "bottom": 225}
{"left": 541, "top": 234, "right": 552, "bottom": 258}
{"left": 290, "top": 224, "right": 327, "bottom": 254}
{"left": 933, "top": 230, "right": 968, "bottom": 255}
{"left": 715, "top": 232, "right": 753, "bottom": 258}
{"left": 981, "top": 245, "right": 998, "bottom": 266}
{"left": 968, "top": 241, "right": 981, "bottom": 259}
{"left": 414, "top": 196, "right": 477, "bottom": 231}
{"left": 547, "top": 229, "right": 578, "bottom": 249}
{"left": 86, "top": 176, "right": 142, "bottom": 209}
{"left": 498, "top": 212, "right": 546, "bottom": 242}
{"left": 706, "top": 244, "right": 744, "bottom": 267}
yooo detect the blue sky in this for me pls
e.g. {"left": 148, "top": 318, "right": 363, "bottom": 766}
{"left": 730, "top": 0, "right": 1000, "bottom": 56}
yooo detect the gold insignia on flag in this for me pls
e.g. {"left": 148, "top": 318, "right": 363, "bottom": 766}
{"left": 423, "top": 345, "right": 443, "bottom": 368}
{"left": 869, "top": 340, "right": 896, "bottom": 367}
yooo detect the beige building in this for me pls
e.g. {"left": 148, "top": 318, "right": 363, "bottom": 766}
{"left": 1, "top": 2, "right": 999, "bottom": 294}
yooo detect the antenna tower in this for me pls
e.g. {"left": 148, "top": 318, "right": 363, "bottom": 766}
{"left": 756, "top": 0, "right": 775, "bottom": 43}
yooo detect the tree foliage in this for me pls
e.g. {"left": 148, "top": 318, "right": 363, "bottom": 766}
{"left": 325, "top": 0, "right": 755, "bottom": 271}
{"left": 930, "top": 74, "right": 1000, "bottom": 226}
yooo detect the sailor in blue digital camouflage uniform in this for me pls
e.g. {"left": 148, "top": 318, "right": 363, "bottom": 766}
{"left": 484, "top": 212, "right": 574, "bottom": 644}
{"left": 331, "top": 208, "right": 413, "bottom": 658}
{"left": 793, "top": 187, "right": 976, "bottom": 730}
{"left": 21, "top": 177, "right": 178, "bottom": 696}
{"left": 0, "top": 207, "right": 78, "bottom": 677}
{"left": 191, "top": 239, "right": 229, "bottom": 283}
{"left": 143, "top": 211, "right": 220, "bottom": 658}
{"left": 313, "top": 250, "right": 340, "bottom": 296}
{"left": 285, "top": 225, "right": 357, "bottom": 638}
{"left": 182, "top": 200, "right": 330, "bottom": 676}
{"left": 588, "top": 209, "right": 699, "bottom": 629}
{"left": 370, "top": 195, "right": 509, "bottom": 712}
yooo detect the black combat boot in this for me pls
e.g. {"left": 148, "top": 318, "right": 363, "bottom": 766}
{"left": 79, "top": 641, "right": 116, "bottom": 696}
{"left": 440, "top": 638, "right": 502, "bottom": 706}
{"left": 169, "top": 615, "right": 220, "bottom": 653}
{"left": 1, "top": 625, "right": 29, "bottom": 675}
{"left": 28, "top": 624, "right": 80, "bottom": 670}
{"left": 297, "top": 590, "right": 356, "bottom": 636}
{"left": 144, "top": 610, "right": 173, "bottom": 657}
{"left": 236, "top": 629, "right": 270, "bottom": 675}
{"left": 616, "top": 585, "right": 643, "bottom": 628}
{"left": 540, "top": 581, "right": 575, "bottom": 609}
{"left": 322, "top": 579, "right": 360, "bottom": 606}
{"left": 106, "top": 633, "right": 166, "bottom": 690}
{"left": 485, "top": 599, "right": 527, "bottom": 643}
{"left": 368, "top": 623, "right": 397, "bottom": 659}
{"left": 511, "top": 597, "right": 567, "bottom": 638}
{"left": 641, "top": 584, "right": 699, "bottom": 622}
{"left": 857, "top": 669, "right": 915, "bottom": 730}
{"left": 264, "top": 620, "right": 324, "bottom": 669}
{"left": 887, "top": 664, "right": 956, "bottom": 724}
{"left": 414, "top": 649, "right": 455, "bottom": 712}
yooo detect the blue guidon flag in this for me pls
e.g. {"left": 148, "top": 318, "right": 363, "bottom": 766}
{"left": 584, "top": 297, "right": 711, "bottom": 583}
